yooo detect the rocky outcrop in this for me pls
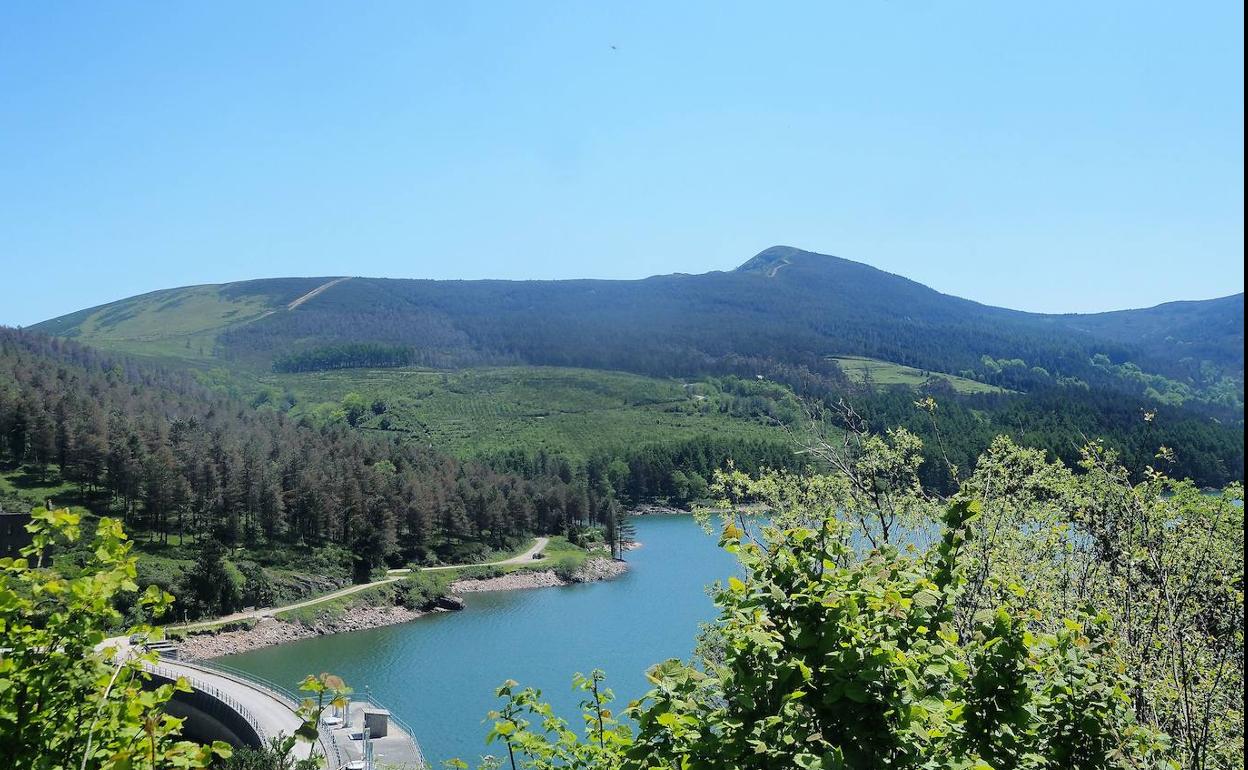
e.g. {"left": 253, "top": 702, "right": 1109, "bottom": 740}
{"left": 433, "top": 595, "right": 466, "bottom": 611}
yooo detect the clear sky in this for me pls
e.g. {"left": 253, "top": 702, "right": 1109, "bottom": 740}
{"left": 1, "top": 2, "right": 1243, "bottom": 326}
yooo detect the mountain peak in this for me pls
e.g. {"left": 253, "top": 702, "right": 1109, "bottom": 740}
{"left": 735, "top": 245, "right": 817, "bottom": 275}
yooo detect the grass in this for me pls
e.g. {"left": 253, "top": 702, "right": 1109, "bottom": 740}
{"left": 830, "top": 356, "right": 1005, "bottom": 395}
{"left": 273, "top": 582, "right": 401, "bottom": 626}
{"left": 0, "top": 468, "right": 79, "bottom": 510}
{"left": 39, "top": 284, "right": 278, "bottom": 362}
{"left": 265, "top": 366, "right": 787, "bottom": 461}
{"left": 453, "top": 535, "right": 590, "bottom": 579}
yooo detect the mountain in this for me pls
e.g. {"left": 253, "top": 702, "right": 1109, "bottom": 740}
{"left": 31, "top": 247, "right": 1244, "bottom": 409}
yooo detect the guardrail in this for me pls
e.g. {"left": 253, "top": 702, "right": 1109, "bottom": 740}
{"left": 149, "top": 662, "right": 269, "bottom": 744}
{"left": 355, "top": 691, "right": 430, "bottom": 769}
{"left": 186, "top": 658, "right": 305, "bottom": 704}
{"left": 172, "top": 657, "right": 426, "bottom": 769}
{"left": 185, "top": 659, "right": 350, "bottom": 768}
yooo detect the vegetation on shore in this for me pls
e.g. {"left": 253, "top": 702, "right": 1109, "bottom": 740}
{"left": 3, "top": 408, "right": 1242, "bottom": 769}
{"left": 459, "top": 427, "right": 1244, "bottom": 770}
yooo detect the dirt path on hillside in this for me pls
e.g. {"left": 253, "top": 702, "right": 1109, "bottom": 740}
{"left": 287, "top": 277, "right": 351, "bottom": 310}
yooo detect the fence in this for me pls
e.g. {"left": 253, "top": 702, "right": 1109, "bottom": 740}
{"left": 165, "top": 656, "right": 428, "bottom": 769}
{"left": 354, "top": 690, "right": 430, "bottom": 769}
{"left": 149, "top": 662, "right": 268, "bottom": 745}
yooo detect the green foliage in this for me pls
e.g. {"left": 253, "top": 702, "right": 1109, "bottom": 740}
{"left": 1089, "top": 354, "right": 1244, "bottom": 410}
{"left": 458, "top": 494, "right": 1176, "bottom": 769}
{"left": 845, "top": 386, "right": 1244, "bottom": 493}
{"left": 340, "top": 392, "right": 369, "bottom": 427}
{"left": 455, "top": 564, "right": 507, "bottom": 581}
{"left": 395, "top": 571, "right": 451, "bottom": 610}
{"left": 268, "top": 366, "right": 787, "bottom": 462}
{"left": 957, "top": 437, "right": 1246, "bottom": 770}
{"left": 833, "top": 355, "right": 1004, "bottom": 395}
{"left": 240, "top": 561, "right": 276, "bottom": 608}
{"left": 459, "top": 422, "right": 1248, "bottom": 770}
{"left": 0, "top": 508, "right": 231, "bottom": 769}
{"left": 272, "top": 343, "right": 416, "bottom": 373}
{"left": 177, "top": 538, "right": 245, "bottom": 620}
{"left": 551, "top": 555, "right": 581, "bottom": 582}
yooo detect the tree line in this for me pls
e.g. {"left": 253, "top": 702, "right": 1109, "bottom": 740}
{"left": 0, "top": 329, "right": 614, "bottom": 582}
{"left": 271, "top": 342, "right": 418, "bottom": 372}
{"left": 1, "top": 330, "right": 797, "bottom": 589}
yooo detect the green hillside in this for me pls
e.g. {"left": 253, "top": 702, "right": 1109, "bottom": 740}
{"left": 33, "top": 248, "right": 1243, "bottom": 406}
{"left": 262, "top": 366, "right": 795, "bottom": 461}
{"left": 829, "top": 356, "right": 1004, "bottom": 395}
{"left": 32, "top": 277, "right": 335, "bottom": 361}
{"left": 26, "top": 246, "right": 1244, "bottom": 490}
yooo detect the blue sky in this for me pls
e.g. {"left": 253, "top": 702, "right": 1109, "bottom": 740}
{"left": 1, "top": 2, "right": 1243, "bottom": 326}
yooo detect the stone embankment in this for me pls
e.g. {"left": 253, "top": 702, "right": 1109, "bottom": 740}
{"left": 177, "top": 557, "right": 629, "bottom": 660}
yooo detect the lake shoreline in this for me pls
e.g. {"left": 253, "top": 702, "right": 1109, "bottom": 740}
{"left": 178, "top": 556, "right": 631, "bottom": 661}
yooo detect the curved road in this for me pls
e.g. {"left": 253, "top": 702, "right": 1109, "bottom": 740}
{"left": 172, "top": 537, "right": 550, "bottom": 632}
{"left": 148, "top": 658, "right": 324, "bottom": 759}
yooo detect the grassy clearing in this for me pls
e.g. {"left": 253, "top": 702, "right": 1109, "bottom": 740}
{"left": 37, "top": 284, "right": 279, "bottom": 362}
{"left": 830, "top": 356, "right": 1004, "bottom": 395}
{"left": 452, "top": 536, "right": 590, "bottom": 581}
{"left": 0, "top": 467, "right": 82, "bottom": 511}
{"left": 265, "top": 366, "right": 785, "bottom": 461}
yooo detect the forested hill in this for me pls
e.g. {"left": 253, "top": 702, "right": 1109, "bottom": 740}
{"left": 0, "top": 328, "right": 602, "bottom": 581}
{"left": 0, "top": 327, "right": 806, "bottom": 576}
{"left": 31, "top": 246, "right": 1245, "bottom": 410}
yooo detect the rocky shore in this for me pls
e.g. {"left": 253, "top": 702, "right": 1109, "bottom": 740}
{"left": 451, "top": 556, "right": 631, "bottom": 593}
{"left": 176, "top": 605, "right": 435, "bottom": 660}
{"left": 175, "top": 557, "right": 630, "bottom": 660}
{"left": 629, "top": 503, "right": 692, "bottom": 516}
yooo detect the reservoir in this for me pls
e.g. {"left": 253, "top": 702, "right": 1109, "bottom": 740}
{"left": 220, "top": 515, "right": 738, "bottom": 764}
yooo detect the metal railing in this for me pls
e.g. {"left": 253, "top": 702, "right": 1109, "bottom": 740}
{"left": 186, "top": 658, "right": 351, "bottom": 768}
{"left": 355, "top": 691, "right": 429, "bottom": 769}
{"left": 184, "top": 658, "right": 305, "bottom": 705}
{"left": 169, "top": 656, "right": 427, "bottom": 769}
{"left": 149, "top": 662, "right": 269, "bottom": 744}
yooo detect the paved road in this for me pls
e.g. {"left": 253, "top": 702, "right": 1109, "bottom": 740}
{"left": 172, "top": 537, "right": 550, "bottom": 632}
{"left": 149, "top": 658, "right": 323, "bottom": 758}
{"left": 391, "top": 536, "right": 550, "bottom": 573}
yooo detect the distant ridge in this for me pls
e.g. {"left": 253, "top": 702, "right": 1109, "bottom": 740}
{"left": 31, "top": 246, "right": 1244, "bottom": 407}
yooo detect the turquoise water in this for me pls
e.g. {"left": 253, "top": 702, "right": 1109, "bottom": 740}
{"left": 219, "top": 515, "right": 738, "bottom": 764}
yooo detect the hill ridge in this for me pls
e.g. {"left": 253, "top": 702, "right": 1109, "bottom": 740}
{"left": 29, "top": 247, "right": 1244, "bottom": 409}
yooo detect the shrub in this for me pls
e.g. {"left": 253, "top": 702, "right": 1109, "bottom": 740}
{"left": 552, "top": 555, "right": 580, "bottom": 582}
{"left": 395, "top": 572, "right": 450, "bottom": 610}
{"left": 456, "top": 564, "right": 506, "bottom": 581}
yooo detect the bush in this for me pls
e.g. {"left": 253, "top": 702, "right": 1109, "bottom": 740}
{"left": 395, "top": 572, "right": 450, "bottom": 610}
{"left": 464, "top": 500, "right": 1178, "bottom": 770}
{"left": 552, "top": 555, "right": 580, "bottom": 582}
{"left": 456, "top": 564, "right": 506, "bottom": 581}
